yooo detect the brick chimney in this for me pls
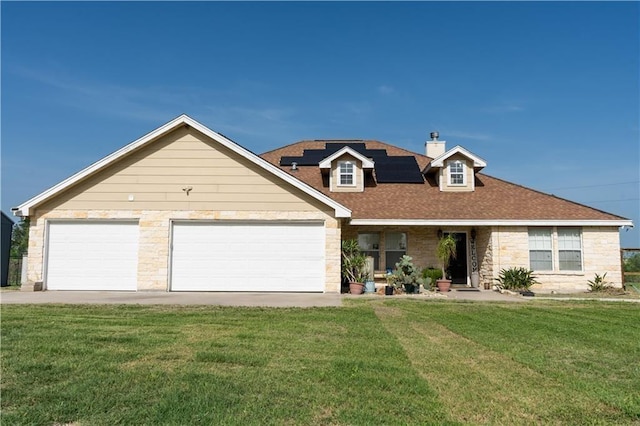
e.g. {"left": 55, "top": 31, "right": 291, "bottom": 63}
{"left": 425, "top": 131, "right": 446, "bottom": 158}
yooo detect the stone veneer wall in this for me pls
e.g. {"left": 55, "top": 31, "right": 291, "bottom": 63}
{"left": 341, "top": 225, "right": 441, "bottom": 271}
{"left": 491, "top": 226, "right": 623, "bottom": 293}
{"left": 342, "top": 224, "right": 494, "bottom": 287}
{"left": 475, "top": 227, "right": 493, "bottom": 289}
{"left": 25, "top": 209, "right": 341, "bottom": 293}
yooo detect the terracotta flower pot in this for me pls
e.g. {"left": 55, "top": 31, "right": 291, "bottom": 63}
{"left": 349, "top": 282, "right": 365, "bottom": 295}
{"left": 436, "top": 279, "right": 451, "bottom": 292}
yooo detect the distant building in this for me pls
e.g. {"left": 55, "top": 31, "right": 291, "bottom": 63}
{"left": 1, "top": 211, "right": 14, "bottom": 287}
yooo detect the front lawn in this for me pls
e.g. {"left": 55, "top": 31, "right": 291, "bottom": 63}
{"left": 1, "top": 300, "right": 638, "bottom": 425}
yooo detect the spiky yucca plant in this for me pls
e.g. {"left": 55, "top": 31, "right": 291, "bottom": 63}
{"left": 495, "top": 267, "right": 538, "bottom": 290}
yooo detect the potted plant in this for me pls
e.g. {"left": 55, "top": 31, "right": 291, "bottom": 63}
{"left": 391, "top": 255, "right": 425, "bottom": 294}
{"left": 421, "top": 267, "right": 443, "bottom": 291}
{"left": 435, "top": 234, "right": 457, "bottom": 292}
{"left": 385, "top": 274, "right": 397, "bottom": 295}
{"left": 341, "top": 239, "right": 369, "bottom": 294}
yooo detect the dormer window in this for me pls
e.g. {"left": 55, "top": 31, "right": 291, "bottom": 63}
{"left": 448, "top": 160, "right": 465, "bottom": 185}
{"left": 338, "top": 161, "right": 355, "bottom": 186}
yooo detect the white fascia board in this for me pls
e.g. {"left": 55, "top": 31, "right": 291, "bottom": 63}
{"left": 318, "top": 146, "right": 374, "bottom": 169}
{"left": 14, "top": 115, "right": 351, "bottom": 219}
{"left": 14, "top": 115, "right": 191, "bottom": 217}
{"left": 430, "top": 145, "right": 487, "bottom": 168}
{"left": 349, "top": 219, "right": 634, "bottom": 227}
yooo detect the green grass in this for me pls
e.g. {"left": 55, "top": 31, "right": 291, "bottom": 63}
{"left": 1, "top": 301, "right": 638, "bottom": 425}
{"left": 541, "top": 290, "right": 640, "bottom": 299}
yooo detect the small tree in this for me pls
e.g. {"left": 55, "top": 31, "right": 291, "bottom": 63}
{"left": 10, "top": 218, "right": 29, "bottom": 257}
{"left": 436, "top": 234, "right": 457, "bottom": 279}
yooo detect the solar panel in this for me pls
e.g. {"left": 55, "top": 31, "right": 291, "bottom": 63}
{"left": 324, "top": 142, "right": 367, "bottom": 154}
{"left": 375, "top": 157, "right": 424, "bottom": 183}
{"left": 280, "top": 142, "right": 424, "bottom": 184}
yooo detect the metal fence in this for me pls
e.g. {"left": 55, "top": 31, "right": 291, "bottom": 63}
{"left": 621, "top": 248, "right": 640, "bottom": 291}
{"left": 6, "top": 257, "right": 23, "bottom": 287}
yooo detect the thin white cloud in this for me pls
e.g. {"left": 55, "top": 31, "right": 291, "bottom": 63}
{"left": 10, "top": 65, "right": 203, "bottom": 122}
{"left": 202, "top": 105, "right": 297, "bottom": 139}
{"left": 10, "top": 64, "right": 310, "bottom": 151}
{"left": 377, "top": 85, "right": 395, "bottom": 95}
{"left": 11, "top": 65, "right": 308, "bottom": 143}
{"left": 481, "top": 102, "right": 524, "bottom": 114}
{"left": 444, "top": 130, "right": 492, "bottom": 141}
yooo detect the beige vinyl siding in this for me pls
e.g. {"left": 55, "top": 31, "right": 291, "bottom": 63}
{"left": 330, "top": 154, "right": 364, "bottom": 192}
{"left": 39, "top": 126, "right": 329, "bottom": 213}
{"left": 439, "top": 154, "right": 475, "bottom": 192}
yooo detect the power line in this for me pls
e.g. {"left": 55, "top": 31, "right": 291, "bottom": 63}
{"left": 582, "top": 197, "right": 640, "bottom": 204}
{"left": 545, "top": 180, "right": 640, "bottom": 191}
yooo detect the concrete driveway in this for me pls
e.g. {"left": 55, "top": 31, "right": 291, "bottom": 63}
{"left": 0, "top": 288, "right": 527, "bottom": 307}
{"left": 0, "top": 291, "right": 343, "bottom": 307}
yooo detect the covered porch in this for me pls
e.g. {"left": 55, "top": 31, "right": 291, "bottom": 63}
{"left": 342, "top": 223, "right": 494, "bottom": 289}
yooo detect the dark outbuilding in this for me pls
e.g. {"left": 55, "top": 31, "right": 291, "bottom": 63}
{"left": 1, "top": 211, "right": 14, "bottom": 287}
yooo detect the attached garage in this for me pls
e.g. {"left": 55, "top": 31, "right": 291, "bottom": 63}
{"left": 14, "top": 116, "right": 348, "bottom": 293}
{"left": 170, "top": 221, "right": 325, "bottom": 292}
{"left": 46, "top": 222, "right": 139, "bottom": 291}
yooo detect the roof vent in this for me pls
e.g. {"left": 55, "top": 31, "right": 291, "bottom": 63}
{"left": 430, "top": 131, "right": 439, "bottom": 141}
{"left": 291, "top": 162, "right": 298, "bottom": 171}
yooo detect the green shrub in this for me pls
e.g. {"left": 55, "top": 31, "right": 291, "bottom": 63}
{"left": 422, "top": 268, "right": 443, "bottom": 289}
{"left": 587, "top": 273, "right": 611, "bottom": 292}
{"left": 390, "top": 255, "right": 425, "bottom": 291}
{"left": 495, "top": 267, "right": 538, "bottom": 291}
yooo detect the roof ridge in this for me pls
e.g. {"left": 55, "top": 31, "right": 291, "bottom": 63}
{"left": 262, "top": 139, "right": 432, "bottom": 160}
{"left": 365, "top": 139, "right": 431, "bottom": 160}
{"left": 260, "top": 139, "right": 316, "bottom": 156}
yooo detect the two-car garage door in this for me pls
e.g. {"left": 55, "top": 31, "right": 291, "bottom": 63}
{"left": 45, "top": 221, "right": 325, "bottom": 292}
{"left": 170, "top": 221, "right": 325, "bottom": 292}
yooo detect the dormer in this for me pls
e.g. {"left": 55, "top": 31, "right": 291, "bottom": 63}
{"left": 319, "top": 146, "right": 374, "bottom": 192}
{"left": 425, "top": 145, "right": 487, "bottom": 192}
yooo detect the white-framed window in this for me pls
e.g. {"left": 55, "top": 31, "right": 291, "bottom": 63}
{"left": 358, "top": 233, "right": 380, "bottom": 270}
{"left": 448, "top": 160, "right": 465, "bottom": 185}
{"left": 385, "top": 232, "right": 407, "bottom": 270}
{"left": 529, "top": 228, "right": 553, "bottom": 270}
{"left": 528, "top": 227, "right": 583, "bottom": 272}
{"left": 558, "top": 228, "right": 582, "bottom": 271}
{"left": 338, "top": 161, "right": 355, "bottom": 186}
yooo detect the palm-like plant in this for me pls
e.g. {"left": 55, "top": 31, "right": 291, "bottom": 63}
{"left": 341, "top": 239, "right": 368, "bottom": 283}
{"left": 436, "top": 234, "right": 457, "bottom": 279}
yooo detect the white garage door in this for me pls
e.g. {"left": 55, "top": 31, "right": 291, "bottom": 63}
{"left": 171, "top": 221, "right": 325, "bottom": 292}
{"left": 46, "top": 222, "right": 139, "bottom": 291}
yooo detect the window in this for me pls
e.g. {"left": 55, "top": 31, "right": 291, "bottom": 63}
{"left": 529, "top": 228, "right": 553, "bottom": 270}
{"left": 448, "top": 160, "right": 465, "bottom": 185}
{"left": 358, "top": 233, "right": 380, "bottom": 270}
{"left": 558, "top": 228, "right": 582, "bottom": 271}
{"left": 338, "top": 161, "right": 355, "bottom": 186}
{"left": 528, "top": 227, "right": 583, "bottom": 272}
{"left": 385, "top": 232, "right": 406, "bottom": 270}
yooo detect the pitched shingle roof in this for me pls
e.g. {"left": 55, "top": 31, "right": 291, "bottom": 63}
{"left": 261, "top": 140, "right": 628, "bottom": 222}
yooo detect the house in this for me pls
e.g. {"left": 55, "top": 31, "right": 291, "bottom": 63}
{"left": 1, "top": 211, "right": 14, "bottom": 287}
{"left": 13, "top": 115, "right": 633, "bottom": 293}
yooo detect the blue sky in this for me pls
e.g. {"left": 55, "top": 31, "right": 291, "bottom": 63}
{"left": 2, "top": 1, "right": 638, "bottom": 246}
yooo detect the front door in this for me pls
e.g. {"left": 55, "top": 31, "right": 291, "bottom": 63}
{"left": 446, "top": 232, "right": 468, "bottom": 285}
